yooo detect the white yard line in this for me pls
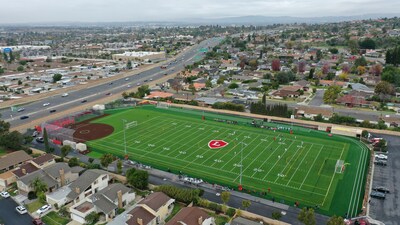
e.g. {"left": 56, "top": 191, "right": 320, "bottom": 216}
{"left": 299, "top": 145, "right": 324, "bottom": 189}
{"left": 285, "top": 144, "right": 314, "bottom": 186}
{"left": 274, "top": 143, "right": 310, "bottom": 183}
{"left": 262, "top": 140, "right": 296, "bottom": 180}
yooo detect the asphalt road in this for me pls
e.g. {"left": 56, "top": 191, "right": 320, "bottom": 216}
{"left": 1, "top": 37, "right": 222, "bottom": 128}
{"left": 369, "top": 134, "right": 400, "bottom": 225}
{"left": 0, "top": 197, "right": 33, "bottom": 225}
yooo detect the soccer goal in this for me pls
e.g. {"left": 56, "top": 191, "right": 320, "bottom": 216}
{"left": 157, "top": 102, "right": 170, "bottom": 109}
{"left": 125, "top": 121, "right": 138, "bottom": 129}
{"left": 335, "top": 160, "right": 345, "bottom": 174}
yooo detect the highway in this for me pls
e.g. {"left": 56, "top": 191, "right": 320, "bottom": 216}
{"left": 0, "top": 37, "right": 222, "bottom": 128}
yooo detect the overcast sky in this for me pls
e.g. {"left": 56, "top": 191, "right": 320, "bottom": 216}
{"left": 1, "top": 0, "right": 400, "bottom": 23}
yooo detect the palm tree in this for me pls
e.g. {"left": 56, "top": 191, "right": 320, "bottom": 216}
{"left": 30, "top": 177, "right": 48, "bottom": 195}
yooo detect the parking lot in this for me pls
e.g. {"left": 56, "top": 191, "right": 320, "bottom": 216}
{"left": 0, "top": 197, "right": 33, "bottom": 225}
{"left": 369, "top": 134, "right": 400, "bottom": 225}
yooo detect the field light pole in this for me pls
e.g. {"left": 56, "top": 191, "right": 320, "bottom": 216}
{"left": 240, "top": 141, "right": 244, "bottom": 185}
{"left": 122, "top": 119, "right": 127, "bottom": 155}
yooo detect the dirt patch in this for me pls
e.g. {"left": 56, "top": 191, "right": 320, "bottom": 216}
{"left": 71, "top": 114, "right": 114, "bottom": 142}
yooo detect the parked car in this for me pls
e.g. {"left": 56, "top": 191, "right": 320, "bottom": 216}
{"left": 36, "top": 137, "right": 44, "bottom": 143}
{"left": 61, "top": 93, "right": 69, "bottom": 97}
{"left": 50, "top": 109, "right": 57, "bottom": 113}
{"left": 0, "top": 191, "right": 10, "bottom": 198}
{"left": 42, "top": 103, "right": 50, "bottom": 107}
{"left": 374, "top": 160, "right": 387, "bottom": 166}
{"left": 36, "top": 204, "right": 51, "bottom": 215}
{"left": 370, "top": 191, "right": 385, "bottom": 199}
{"left": 32, "top": 218, "right": 44, "bottom": 225}
{"left": 16, "top": 206, "right": 27, "bottom": 214}
{"left": 32, "top": 131, "right": 39, "bottom": 137}
{"left": 373, "top": 186, "right": 390, "bottom": 193}
{"left": 20, "top": 116, "right": 29, "bottom": 120}
{"left": 375, "top": 154, "right": 388, "bottom": 160}
{"left": 17, "top": 108, "right": 25, "bottom": 112}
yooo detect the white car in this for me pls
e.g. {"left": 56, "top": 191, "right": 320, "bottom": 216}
{"left": 125, "top": 77, "right": 130, "bottom": 81}
{"left": 17, "top": 108, "right": 25, "bottom": 112}
{"left": 43, "top": 103, "right": 50, "bottom": 107}
{"left": 16, "top": 206, "right": 27, "bottom": 214}
{"left": 375, "top": 154, "right": 388, "bottom": 160}
{"left": 215, "top": 193, "right": 221, "bottom": 196}
{"left": 0, "top": 191, "right": 10, "bottom": 198}
{"left": 36, "top": 204, "right": 51, "bottom": 215}
{"left": 61, "top": 93, "right": 69, "bottom": 97}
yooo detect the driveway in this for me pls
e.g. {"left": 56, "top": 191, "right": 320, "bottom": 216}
{"left": 308, "top": 89, "right": 325, "bottom": 106}
{"left": 0, "top": 197, "right": 33, "bottom": 225}
{"left": 369, "top": 134, "right": 400, "bottom": 225}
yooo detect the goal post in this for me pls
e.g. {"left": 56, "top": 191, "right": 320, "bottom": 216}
{"left": 157, "top": 102, "right": 171, "bottom": 109}
{"left": 335, "top": 160, "right": 345, "bottom": 174}
{"left": 125, "top": 121, "right": 138, "bottom": 129}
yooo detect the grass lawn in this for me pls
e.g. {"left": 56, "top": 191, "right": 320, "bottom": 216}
{"left": 42, "top": 211, "right": 71, "bottom": 225}
{"left": 26, "top": 200, "right": 44, "bottom": 213}
{"left": 166, "top": 203, "right": 184, "bottom": 222}
{"left": 87, "top": 151, "right": 104, "bottom": 158}
{"left": 0, "top": 147, "right": 7, "bottom": 157}
{"left": 84, "top": 105, "right": 369, "bottom": 217}
{"left": 208, "top": 212, "right": 229, "bottom": 225}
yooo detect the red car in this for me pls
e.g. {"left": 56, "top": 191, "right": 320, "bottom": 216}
{"left": 33, "top": 218, "right": 44, "bottom": 225}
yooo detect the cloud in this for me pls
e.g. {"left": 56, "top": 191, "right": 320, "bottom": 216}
{"left": 0, "top": 0, "right": 399, "bottom": 23}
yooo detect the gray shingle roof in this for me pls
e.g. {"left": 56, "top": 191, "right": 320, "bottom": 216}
{"left": 43, "top": 162, "right": 71, "bottom": 179}
{"left": 92, "top": 194, "right": 117, "bottom": 214}
{"left": 0, "top": 151, "right": 32, "bottom": 171}
{"left": 19, "top": 170, "right": 58, "bottom": 189}
{"left": 97, "top": 183, "right": 130, "bottom": 202}
{"left": 67, "top": 169, "right": 106, "bottom": 200}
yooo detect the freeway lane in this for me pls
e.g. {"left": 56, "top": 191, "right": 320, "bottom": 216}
{"left": 1, "top": 37, "right": 222, "bottom": 128}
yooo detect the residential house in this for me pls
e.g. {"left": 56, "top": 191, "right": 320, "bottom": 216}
{"left": 336, "top": 94, "right": 370, "bottom": 108}
{"left": 166, "top": 207, "right": 215, "bottom": 225}
{"left": 30, "top": 154, "right": 56, "bottom": 169}
{"left": 0, "top": 171, "right": 15, "bottom": 191}
{"left": 126, "top": 192, "right": 175, "bottom": 225}
{"left": 381, "top": 116, "right": 400, "bottom": 128}
{"left": 295, "top": 106, "right": 333, "bottom": 120}
{"left": 0, "top": 151, "right": 32, "bottom": 172}
{"left": 271, "top": 86, "right": 302, "bottom": 99}
{"left": 17, "top": 162, "right": 78, "bottom": 194}
{"left": 193, "top": 83, "right": 206, "bottom": 91}
{"left": 293, "top": 80, "right": 311, "bottom": 91}
{"left": 319, "top": 80, "right": 348, "bottom": 88}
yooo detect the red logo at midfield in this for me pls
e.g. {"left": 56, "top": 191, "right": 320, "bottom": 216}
{"left": 208, "top": 140, "right": 229, "bottom": 149}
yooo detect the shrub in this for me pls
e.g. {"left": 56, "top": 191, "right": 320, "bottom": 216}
{"left": 226, "top": 208, "right": 236, "bottom": 217}
{"left": 28, "top": 191, "right": 37, "bottom": 200}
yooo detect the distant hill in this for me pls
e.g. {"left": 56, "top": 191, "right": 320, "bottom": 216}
{"left": 183, "top": 14, "right": 400, "bottom": 25}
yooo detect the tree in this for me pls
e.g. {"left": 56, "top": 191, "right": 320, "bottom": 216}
{"left": 375, "top": 81, "right": 395, "bottom": 100}
{"left": 361, "top": 130, "right": 370, "bottom": 138}
{"left": 17, "top": 65, "right": 24, "bottom": 72}
{"left": 354, "top": 57, "right": 367, "bottom": 67}
{"left": 217, "top": 76, "right": 226, "bottom": 85}
{"left": 0, "top": 130, "right": 23, "bottom": 150}
{"left": 220, "top": 191, "right": 231, "bottom": 205}
{"left": 314, "top": 114, "right": 324, "bottom": 122}
{"left": 348, "top": 40, "right": 359, "bottom": 54}
{"left": 30, "top": 177, "right": 48, "bottom": 195}
{"left": 297, "top": 207, "right": 316, "bottom": 225}
{"left": 359, "top": 38, "right": 376, "bottom": 49}
{"left": 189, "top": 83, "right": 196, "bottom": 94}
{"left": 68, "top": 157, "right": 79, "bottom": 167}
{"left": 100, "top": 153, "right": 114, "bottom": 168}
{"left": 322, "top": 63, "right": 330, "bottom": 75}
{"left": 60, "top": 145, "right": 72, "bottom": 159}
{"left": 228, "top": 82, "right": 239, "bottom": 89}
{"left": 275, "top": 71, "right": 295, "bottom": 84}
{"left": 272, "top": 211, "right": 282, "bottom": 220}
{"left": 369, "top": 64, "right": 383, "bottom": 76}
{"left": 206, "top": 79, "right": 212, "bottom": 88}
{"left": 323, "top": 85, "right": 341, "bottom": 104}
{"left": 171, "top": 80, "right": 182, "bottom": 93}
{"left": 381, "top": 66, "right": 400, "bottom": 87}
{"left": 298, "top": 60, "right": 306, "bottom": 73}
{"left": 117, "top": 160, "right": 123, "bottom": 174}
{"left": 242, "top": 200, "right": 251, "bottom": 210}
{"left": 357, "top": 66, "right": 366, "bottom": 75}
{"left": 308, "top": 68, "right": 315, "bottom": 79}
{"left": 43, "top": 128, "right": 50, "bottom": 152}
{"left": 52, "top": 73, "right": 62, "bottom": 83}
{"left": 316, "top": 50, "right": 323, "bottom": 61}
{"left": 126, "top": 60, "right": 132, "bottom": 69}
{"left": 329, "top": 48, "right": 339, "bottom": 54}
{"left": 271, "top": 59, "right": 281, "bottom": 71}
{"left": 338, "top": 73, "right": 348, "bottom": 81}
{"left": 248, "top": 59, "right": 258, "bottom": 70}
{"left": 126, "top": 168, "right": 149, "bottom": 189}
{"left": 327, "top": 215, "right": 345, "bottom": 225}
{"left": 85, "top": 211, "right": 100, "bottom": 225}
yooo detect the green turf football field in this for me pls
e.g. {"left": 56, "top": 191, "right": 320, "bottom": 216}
{"left": 86, "top": 105, "right": 369, "bottom": 217}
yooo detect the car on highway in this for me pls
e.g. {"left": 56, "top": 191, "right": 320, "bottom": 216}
{"left": 125, "top": 78, "right": 130, "bottom": 81}
{"left": 16, "top": 205, "right": 28, "bottom": 214}
{"left": 62, "top": 93, "right": 69, "bottom": 97}
{"left": 370, "top": 191, "right": 386, "bottom": 199}
{"left": 43, "top": 102, "right": 50, "bottom": 107}
{"left": 0, "top": 191, "right": 10, "bottom": 198}
{"left": 36, "top": 204, "right": 51, "bottom": 215}
{"left": 150, "top": 78, "right": 153, "bottom": 81}
{"left": 109, "top": 82, "right": 113, "bottom": 85}
{"left": 164, "top": 73, "right": 168, "bottom": 76}
{"left": 215, "top": 193, "right": 220, "bottom": 196}
{"left": 81, "top": 99, "right": 87, "bottom": 103}
{"left": 373, "top": 186, "right": 390, "bottom": 193}
{"left": 17, "top": 107, "right": 25, "bottom": 112}
{"left": 137, "top": 83, "right": 141, "bottom": 86}
{"left": 106, "top": 92, "right": 112, "bottom": 96}
{"left": 144, "top": 79, "right": 148, "bottom": 82}
{"left": 50, "top": 109, "right": 57, "bottom": 113}
{"left": 20, "top": 116, "right": 29, "bottom": 120}
{"left": 127, "top": 85, "right": 131, "bottom": 88}
{"left": 374, "top": 160, "right": 387, "bottom": 166}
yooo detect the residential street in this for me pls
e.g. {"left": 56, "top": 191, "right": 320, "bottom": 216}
{"left": 0, "top": 197, "right": 33, "bottom": 225}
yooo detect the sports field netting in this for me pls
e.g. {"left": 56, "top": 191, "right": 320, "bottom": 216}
{"left": 85, "top": 105, "right": 370, "bottom": 217}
